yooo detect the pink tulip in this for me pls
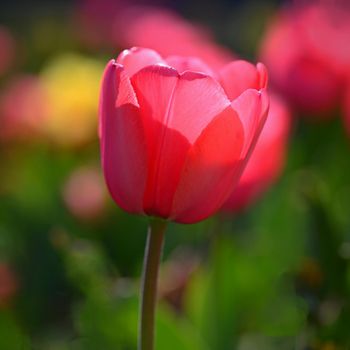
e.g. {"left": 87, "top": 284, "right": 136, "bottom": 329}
{"left": 260, "top": 2, "right": 348, "bottom": 116}
{"left": 221, "top": 93, "right": 291, "bottom": 211}
{"left": 99, "top": 47, "right": 269, "bottom": 224}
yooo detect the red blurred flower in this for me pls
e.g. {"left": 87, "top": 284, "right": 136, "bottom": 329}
{"left": 0, "top": 26, "right": 15, "bottom": 77}
{"left": 0, "top": 263, "right": 17, "bottom": 308}
{"left": 221, "top": 93, "right": 291, "bottom": 212}
{"left": 63, "top": 166, "right": 107, "bottom": 221}
{"left": 115, "top": 7, "right": 235, "bottom": 71}
{"left": 99, "top": 47, "right": 269, "bottom": 224}
{"left": 0, "top": 75, "right": 47, "bottom": 140}
{"left": 344, "top": 82, "right": 350, "bottom": 136}
{"left": 260, "top": 2, "right": 349, "bottom": 116}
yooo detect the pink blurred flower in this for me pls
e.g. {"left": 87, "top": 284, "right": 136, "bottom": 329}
{"left": 72, "top": 0, "right": 170, "bottom": 49}
{"left": 115, "top": 7, "right": 235, "bottom": 71}
{"left": 222, "top": 93, "right": 291, "bottom": 212}
{"left": 295, "top": 1, "right": 350, "bottom": 76}
{"left": 159, "top": 249, "right": 199, "bottom": 310}
{"left": 99, "top": 47, "right": 269, "bottom": 224}
{"left": 72, "top": 0, "right": 125, "bottom": 49}
{"left": 63, "top": 166, "right": 107, "bottom": 221}
{"left": 260, "top": 2, "right": 349, "bottom": 116}
{"left": 0, "top": 75, "right": 47, "bottom": 140}
{"left": 0, "top": 263, "right": 17, "bottom": 308}
{"left": 0, "top": 26, "right": 16, "bottom": 76}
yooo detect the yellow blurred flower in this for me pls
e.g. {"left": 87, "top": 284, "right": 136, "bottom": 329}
{"left": 40, "top": 53, "right": 104, "bottom": 146}
{"left": 320, "top": 342, "right": 338, "bottom": 350}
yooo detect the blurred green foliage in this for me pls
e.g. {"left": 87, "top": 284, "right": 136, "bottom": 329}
{"left": 1, "top": 116, "right": 350, "bottom": 349}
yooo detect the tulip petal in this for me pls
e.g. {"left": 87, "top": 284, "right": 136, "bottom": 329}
{"left": 257, "top": 62, "right": 268, "bottom": 89}
{"left": 142, "top": 121, "right": 191, "bottom": 218}
{"left": 219, "top": 60, "right": 261, "bottom": 101}
{"left": 232, "top": 88, "right": 269, "bottom": 159}
{"left": 131, "top": 65, "right": 232, "bottom": 218}
{"left": 165, "top": 55, "right": 215, "bottom": 76}
{"left": 171, "top": 106, "right": 244, "bottom": 224}
{"left": 131, "top": 66, "right": 231, "bottom": 143}
{"left": 222, "top": 93, "right": 290, "bottom": 212}
{"left": 100, "top": 61, "right": 147, "bottom": 214}
{"left": 130, "top": 65, "right": 186, "bottom": 217}
{"left": 116, "top": 47, "right": 165, "bottom": 77}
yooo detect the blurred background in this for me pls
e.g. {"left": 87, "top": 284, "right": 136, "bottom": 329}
{"left": 1, "top": 0, "right": 350, "bottom": 349}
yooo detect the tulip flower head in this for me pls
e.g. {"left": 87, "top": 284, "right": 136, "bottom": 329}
{"left": 99, "top": 48, "right": 269, "bottom": 224}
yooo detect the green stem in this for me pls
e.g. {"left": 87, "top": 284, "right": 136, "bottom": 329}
{"left": 138, "top": 219, "right": 167, "bottom": 350}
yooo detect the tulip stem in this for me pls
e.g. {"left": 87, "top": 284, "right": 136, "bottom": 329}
{"left": 138, "top": 219, "right": 167, "bottom": 350}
